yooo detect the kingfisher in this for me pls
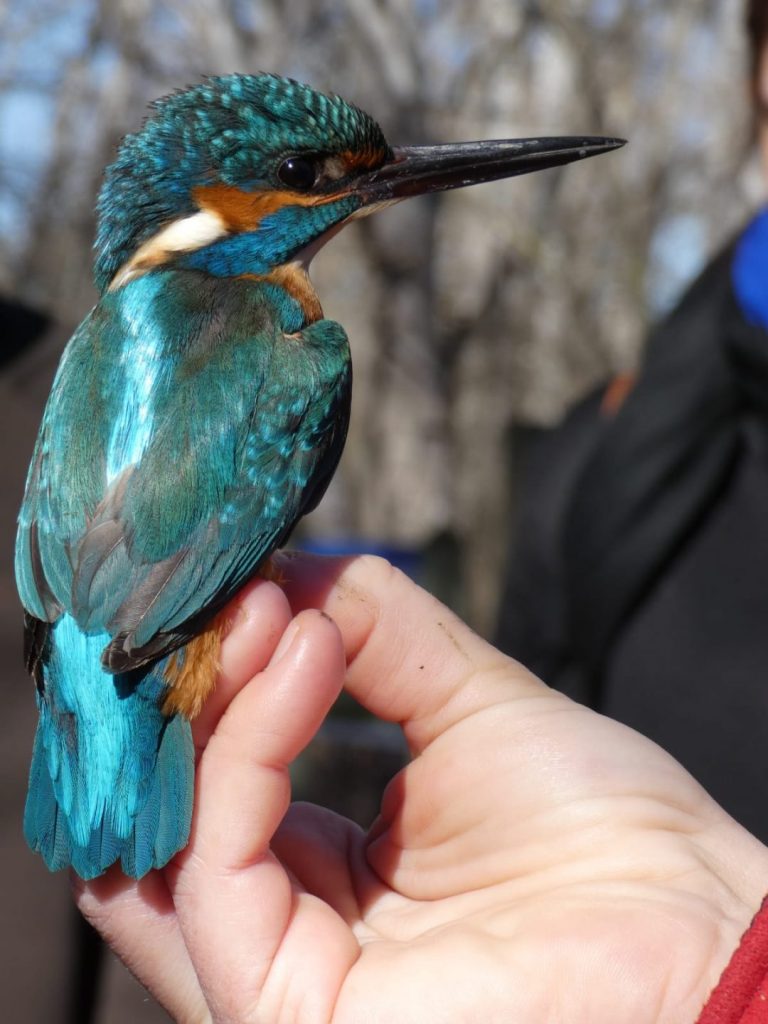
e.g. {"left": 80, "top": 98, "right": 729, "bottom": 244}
{"left": 16, "top": 73, "right": 622, "bottom": 879}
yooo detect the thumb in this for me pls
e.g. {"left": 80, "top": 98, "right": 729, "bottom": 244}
{"left": 275, "top": 553, "right": 546, "bottom": 755}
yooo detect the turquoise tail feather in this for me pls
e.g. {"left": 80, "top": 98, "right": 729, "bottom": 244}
{"left": 23, "top": 614, "right": 193, "bottom": 880}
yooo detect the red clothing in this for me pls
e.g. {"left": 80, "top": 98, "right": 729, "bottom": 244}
{"left": 697, "top": 898, "right": 768, "bottom": 1023}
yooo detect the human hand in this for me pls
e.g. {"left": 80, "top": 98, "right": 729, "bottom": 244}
{"left": 75, "top": 554, "right": 768, "bottom": 1023}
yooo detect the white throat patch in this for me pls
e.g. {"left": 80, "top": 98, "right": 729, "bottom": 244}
{"left": 108, "top": 209, "right": 228, "bottom": 290}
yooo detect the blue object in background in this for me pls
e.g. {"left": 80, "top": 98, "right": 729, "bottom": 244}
{"left": 297, "top": 537, "right": 423, "bottom": 581}
{"left": 732, "top": 207, "right": 768, "bottom": 331}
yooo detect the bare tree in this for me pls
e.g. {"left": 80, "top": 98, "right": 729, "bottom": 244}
{"left": 0, "top": 0, "right": 756, "bottom": 629}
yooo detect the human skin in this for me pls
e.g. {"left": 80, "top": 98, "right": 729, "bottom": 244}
{"left": 74, "top": 554, "right": 768, "bottom": 1023}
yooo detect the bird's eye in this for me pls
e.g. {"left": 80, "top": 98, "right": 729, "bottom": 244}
{"left": 277, "top": 156, "right": 318, "bottom": 191}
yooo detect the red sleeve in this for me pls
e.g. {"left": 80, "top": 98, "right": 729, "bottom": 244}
{"left": 696, "top": 897, "right": 768, "bottom": 1023}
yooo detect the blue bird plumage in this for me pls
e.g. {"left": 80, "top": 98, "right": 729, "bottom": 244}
{"left": 23, "top": 615, "right": 193, "bottom": 878}
{"left": 16, "top": 72, "right": 623, "bottom": 878}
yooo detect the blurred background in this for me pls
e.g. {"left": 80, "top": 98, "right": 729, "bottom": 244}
{"left": 0, "top": 1, "right": 762, "bottom": 1021}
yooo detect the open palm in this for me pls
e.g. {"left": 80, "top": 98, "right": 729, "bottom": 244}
{"left": 76, "top": 554, "right": 768, "bottom": 1023}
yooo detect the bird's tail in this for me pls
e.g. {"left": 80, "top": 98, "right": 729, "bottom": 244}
{"left": 23, "top": 614, "right": 194, "bottom": 880}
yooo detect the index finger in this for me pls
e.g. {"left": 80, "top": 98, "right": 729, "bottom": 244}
{"left": 275, "top": 552, "right": 546, "bottom": 754}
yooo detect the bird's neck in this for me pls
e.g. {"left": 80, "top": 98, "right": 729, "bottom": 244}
{"left": 109, "top": 258, "right": 322, "bottom": 333}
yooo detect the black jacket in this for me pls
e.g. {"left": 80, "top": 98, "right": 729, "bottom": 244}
{"left": 496, "top": 238, "right": 768, "bottom": 843}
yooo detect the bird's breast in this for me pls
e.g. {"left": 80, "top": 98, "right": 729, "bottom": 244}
{"left": 242, "top": 263, "right": 323, "bottom": 325}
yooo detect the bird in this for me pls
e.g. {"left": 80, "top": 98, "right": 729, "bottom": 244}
{"left": 16, "top": 72, "right": 623, "bottom": 879}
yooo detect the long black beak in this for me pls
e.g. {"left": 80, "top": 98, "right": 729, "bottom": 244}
{"left": 354, "top": 136, "right": 625, "bottom": 203}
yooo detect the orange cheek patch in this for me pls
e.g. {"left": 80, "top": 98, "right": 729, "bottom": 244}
{"left": 193, "top": 182, "right": 332, "bottom": 232}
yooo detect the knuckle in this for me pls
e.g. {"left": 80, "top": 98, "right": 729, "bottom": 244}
{"left": 352, "top": 553, "right": 407, "bottom": 592}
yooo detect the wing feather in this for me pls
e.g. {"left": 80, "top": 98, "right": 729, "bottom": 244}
{"left": 16, "top": 272, "right": 351, "bottom": 671}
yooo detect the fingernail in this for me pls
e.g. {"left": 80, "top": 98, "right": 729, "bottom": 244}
{"left": 270, "top": 619, "right": 301, "bottom": 665}
{"left": 220, "top": 579, "right": 274, "bottom": 639}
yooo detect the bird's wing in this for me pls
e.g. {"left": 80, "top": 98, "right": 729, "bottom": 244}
{"left": 15, "top": 272, "right": 351, "bottom": 670}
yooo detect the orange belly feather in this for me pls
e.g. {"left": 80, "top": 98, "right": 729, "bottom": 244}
{"left": 162, "top": 614, "right": 228, "bottom": 718}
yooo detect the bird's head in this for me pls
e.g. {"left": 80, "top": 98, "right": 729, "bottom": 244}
{"left": 96, "top": 73, "right": 623, "bottom": 297}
